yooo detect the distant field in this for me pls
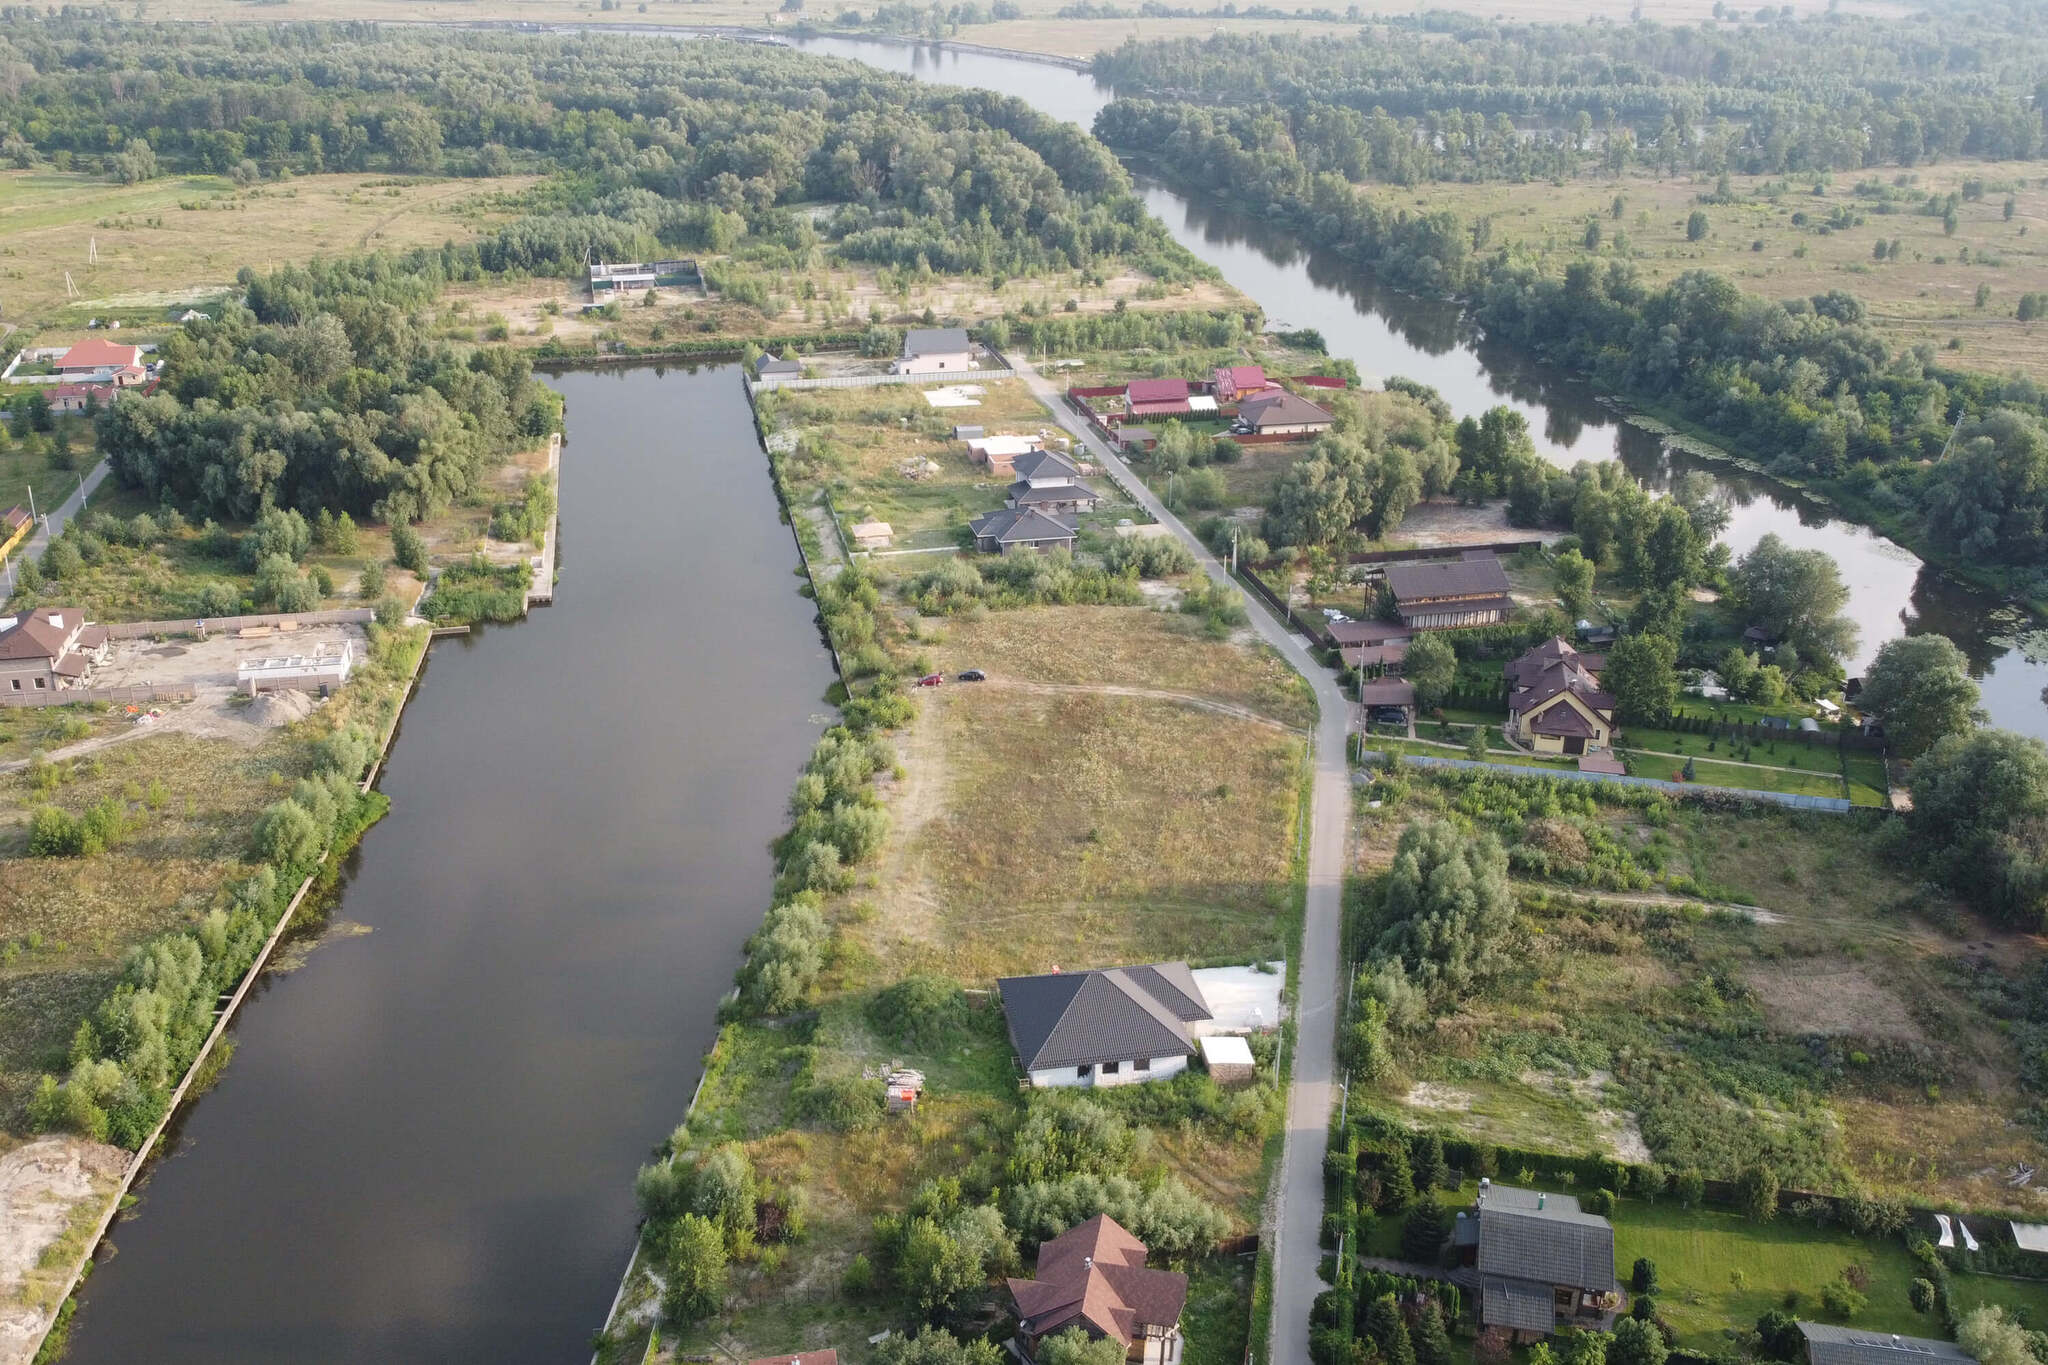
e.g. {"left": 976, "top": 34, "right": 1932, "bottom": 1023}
{"left": 1403, "top": 160, "right": 2048, "bottom": 378}
{"left": 0, "top": 171, "right": 539, "bottom": 332}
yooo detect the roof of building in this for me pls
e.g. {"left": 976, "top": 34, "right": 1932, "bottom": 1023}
{"left": 1339, "top": 643, "right": 1409, "bottom": 669}
{"left": 1329, "top": 620, "right": 1414, "bottom": 648}
{"left": 1481, "top": 1276, "right": 1560, "bottom": 1334}
{"left": 1474, "top": 1187, "right": 1616, "bottom": 1293}
{"left": 1531, "top": 704, "right": 1598, "bottom": 738}
{"left": 1796, "top": 1323, "right": 1974, "bottom": 1365}
{"left": 967, "top": 433, "right": 1043, "bottom": 458}
{"left": 902, "top": 326, "right": 970, "bottom": 357}
{"left": 998, "top": 962, "right": 1211, "bottom": 1072}
{"left": 754, "top": 355, "right": 802, "bottom": 377}
{"left": 1119, "top": 426, "right": 1156, "bottom": 444}
{"left": 1238, "top": 389, "right": 1334, "bottom": 430}
{"left": 2, "top": 506, "right": 27, "bottom": 531}
{"left": 1215, "top": 364, "right": 1267, "bottom": 391}
{"left": 1383, "top": 555, "right": 1511, "bottom": 605}
{"left": 1357, "top": 680, "right": 1417, "bottom": 707}
{"left": 1578, "top": 752, "right": 1628, "bottom": 776}
{"left": 742, "top": 1351, "right": 840, "bottom": 1365}
{"left": 1010, "top": 481, "right": 1100, "bottom": 508}
{"left": 968, "top": 507, "right": 1077, "bottom": 545}
{"left": 1012, "top": 449, "right": 1081, "bottom": 483}
{"left": 1127, "top": 378, "right": 1191, "bottom": 403}
{"left": 0, "top": 607, "right": 87, "bottom": 663}
{"left": 1008, "top": 1215, "right": 1189, "bottom": 1346}
{"left": 56, "top": 338, "right": 141, "bottom": 370}
{"left": 1199, "top": 1034, "right": 1255, "bottom": 1068}
{"left": 1507, "top": 639, "right": 1614, "bottom": 719}
{"left": 1479, "top": 1186, "right": 1581, "bottom": 1214}
{"left": 850, "top": 520, "right": 893, "bottom": 539}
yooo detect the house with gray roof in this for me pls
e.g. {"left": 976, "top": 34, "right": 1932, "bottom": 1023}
{"left": 753, "top": 353, "right": 802, "bottom": 380}
{"left": 891, "top": 326, "right": 975, "bottom": 374}
{"left": 1466, "top": 1181, "right": 1619, "bottom": 1341}
{"left": 1797, "top": 1323, "right": 1974, "bottom": 1365}
{"left": 968, "top": 506, "right": 1077, "bottom": 555}
{"left": 998, "top": 963, "right": 1213, "bottom": 1088}
{"left": 1006, "top": 448, "right": 1101, "bottom": 516}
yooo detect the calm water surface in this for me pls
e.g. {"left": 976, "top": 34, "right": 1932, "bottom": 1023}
{"left": 793, "top": 33, "right": 2048, "bottom": 737}
{"left": 63, "top": 365, "right": 835, "bottom": 1363}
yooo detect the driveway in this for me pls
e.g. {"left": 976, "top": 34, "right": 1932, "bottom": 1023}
{"left": 1013, "top": 355, "right": 1348, "bottom": 1365}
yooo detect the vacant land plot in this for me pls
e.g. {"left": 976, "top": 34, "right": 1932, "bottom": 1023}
{"left": 1405, "top": 161, "right": 2048, "bottom": 376}
{"left": 1352, "top": 769, "right": 2048, "bottom": 1211}
{"left": 0, "top": 171, "right": 540, "bottom": 332}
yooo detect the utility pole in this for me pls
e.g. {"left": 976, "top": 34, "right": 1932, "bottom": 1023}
{"left": 27, "top": 483, "right": 35, "bottom": 528}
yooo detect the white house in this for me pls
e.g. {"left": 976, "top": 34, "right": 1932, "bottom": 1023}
{"left": 890, "top": 326, "right": 974, "bottom": 374}
{"left": 997, "top": 962, "right": 1213, "bottom": 1088}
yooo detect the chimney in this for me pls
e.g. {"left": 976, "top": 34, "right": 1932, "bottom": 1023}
{"left": 1082, "top": 1256, "right": 1093, "bottom": 1270}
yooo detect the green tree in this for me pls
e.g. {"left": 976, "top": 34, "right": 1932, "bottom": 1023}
{"left": 1676, "top": 1167, "right": 1704, "bottom": 1207}
{"left": 1909, "top": 1278, "right": 1937, "bottom": 1314}
{"left": 660, "top": 1214, "right": 728, "bottom": 1324}
{"left": 1404, "top": 633, "right": 1458, "bottom": 709}
{"left": 391, "top": 522, "right": 427, "bottom": 574}
{"left": 1036, "top": 1330, "right": 1126, "bottom": 1365}
{"left": 1958, "top": 1307, "right": 2035, "bottom": 1365}
{"left": 1609, "top": 1317, "right": 1668, "bottom": 1365}
{"left": 1717, "top": 646, "right": 1758, "bottom": 699}
{"left": 1631, "top": 1257, "right": 1658, "bottom": 1294}
{"left": 1377, "top": 819, "right": 1515, "bottom": 1001}
{"left": 1756, "top": 1310, "right": 1805, "bottom": 1359}
{"left": 1730, "top": 533, "right": 1857, "bottom": 665}
{"left": 1400, "top": 1200, "right": 1451, "bottom": 1263}
{"left": 1363, "top": 1293, "right": 1416, "bottom": 1365}
{"left": 872, "top": 1328, "right": 1004, "bottom": 1365}
{"left": 1738, "top": 1162, "right": 1779, "bottom": 1221}
{"left": 1414, "top": 1298, "right": 1453, "bottom": 1365}
{"left": 1554, "top": 548, "right": 1595, "bottom": 618}
{"left": 1604, "top": 632, "right": 1680, "bottom": 724}
{"left": 1686, "top": 210, "right": 1710, "bottom": 241}
{"left": 1858, "top": 634, "right": 1984, "bottom": 757}
{"left": 1415, "top": 1133, "right": 1449, "bottom": 1192}
{"left": 1907, "top": 729, "right": 2048, "bottom": 925}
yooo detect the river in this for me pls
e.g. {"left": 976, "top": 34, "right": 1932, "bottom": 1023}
{"left": 61, "top": 364, "right": 836, "bottom": 1363}
{"left": 789, "top": 33, "right": 2048, "bottom": 740}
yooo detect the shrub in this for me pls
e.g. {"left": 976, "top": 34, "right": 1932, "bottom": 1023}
{"left": 1909, "top": 1278, "right": 1936, "bottom": 1314}
{"left": 357, "top": 558, "right": 387, "bottom": 599}
{"left": 391, "top": 522, "right": 427, "bottom": 573}
{"left": 842, "top": 1251, "right": 875, "bottom": 1297}
{"left": 737, "top": 898, "right": 828, "bottom": 1014}
{"left": 1738, "top": 1162, "right": 1780, "bottom": 1221}
{"left": 1632, "top": 1257, "right": 1658, "bottom": 1295}
{"left": 867, "top": 974, "right": 971, "bottom": 1049}
{"left": 1820, "top": 1279, "right": 1868, "bottom": 1320}
{"left": 660, "top": 1214, "right": 727, "bottom": 1324}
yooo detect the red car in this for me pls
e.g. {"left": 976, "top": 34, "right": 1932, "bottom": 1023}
{"left": 915, "top": 672, "right": 944, "bottom": 687}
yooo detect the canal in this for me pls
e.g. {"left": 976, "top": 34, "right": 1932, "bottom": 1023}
{"left": 791, "top": 33, "right": 2048, "bottom": 741}
{"left": 62, "top": 364, "right": 837, "bottom": 1364}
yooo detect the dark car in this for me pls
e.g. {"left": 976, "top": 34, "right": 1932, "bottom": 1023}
{"left": 915, "top": 672, "right": 944, "bottom": 687}
{"left": 957, "top": 669, "right": 987, "bottom": 682}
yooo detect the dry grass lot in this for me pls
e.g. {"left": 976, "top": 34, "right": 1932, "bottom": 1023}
{"left": 1409, "top": 160, "right": 2048, "bottom": 377}
{"left": 0, "top": 171, "right": 539, "bottom": 332}
{"left": 864, "top": 686, "right": 1301, "bottom": 982}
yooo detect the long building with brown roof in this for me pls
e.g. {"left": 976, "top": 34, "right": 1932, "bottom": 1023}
{"left": 1383, "top": 554, "right": 1513, "bottom": 629}
{"left": 0, "top": 606, "right": 109, "bottom": 695}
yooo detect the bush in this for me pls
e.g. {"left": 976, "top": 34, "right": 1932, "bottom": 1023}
{"left": 1632, "top": 1257, "right": 1658, "bottom": 1294}
{"left": 737, "top": 898, "right": 829, "bottom": 1015}
{"left": 391, "top": 522, "right": 427, "bottom": 573}
{"left": 660, "top": 1214, "right": 727, "bottom": 1324}
{"left": 1738, "top": 1163, "right": 1780, "bottom": 1221}
{"left": 1820, "top": 1279, "right": 1868, "bottom": 1320}
{"left": 1909, "top": 1278, "right": 1936, "bottom": 1314}
{"left": 868, "top": 974, "right": 971, "bottom": 1049}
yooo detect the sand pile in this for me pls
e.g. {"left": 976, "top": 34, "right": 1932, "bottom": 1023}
{"left": 246, "top": 689, "right": 320, "bottom": 728}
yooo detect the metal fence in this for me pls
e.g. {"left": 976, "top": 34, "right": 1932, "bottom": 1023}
{"left": 0, "top": 682, "right": 195, "bottom": 709}
{"left": 748, "top": 366, "right": 1015, "bottom": 393}
{"left": 1365, "top": 750, "right": 1855, "bottom": 812}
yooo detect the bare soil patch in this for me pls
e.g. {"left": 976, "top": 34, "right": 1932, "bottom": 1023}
{"left": 0, "top": 1134, "right": 126, "bottom": 1364}
{"left": 1746, "top": 961, "right": 1926, "bottom": 1043}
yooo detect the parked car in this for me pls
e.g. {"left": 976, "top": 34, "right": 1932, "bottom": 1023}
{"left": 915, "top": 672, "right": 944, "bottom": 687}
{"left": 957, "top": 669, "right": 987, "bottom": 682}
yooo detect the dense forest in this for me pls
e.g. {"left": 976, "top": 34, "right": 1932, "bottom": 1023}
{"left": 1097, "top": 98, "right": 2048, "bottom": 591}
{"left": 0, "top": 20, "right": 1204, "bottom": 281}
{"left": 1092, "top": 5, "right": 2048, "bottom": 181}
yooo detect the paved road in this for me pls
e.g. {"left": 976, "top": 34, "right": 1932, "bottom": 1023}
{"left": 14, "top": 459, "right": 110, "bottom": 569}
{"left": 1013, "top": 356, "right": 1349, "bottom": 1365}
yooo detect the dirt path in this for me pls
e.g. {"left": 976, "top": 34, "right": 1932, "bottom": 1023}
{"left": 979, "top": 678, "right": 1305, "bottom": 731}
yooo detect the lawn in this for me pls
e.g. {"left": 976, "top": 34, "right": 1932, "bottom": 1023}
{"left": 1623, "top": 752, "right": 1847, "bottom": 801}
{"left": 1612, "top": 1199, "right": 2048, "bottom": 1348}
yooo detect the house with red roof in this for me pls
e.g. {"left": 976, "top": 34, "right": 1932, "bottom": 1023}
{"left": 1212, "top": 365, "right": 1273, "bottom": 404}
{"left": 0, "top": 607, "right": 110, "bottom": 695}
{"left": 1008, "top": 1214, "right": 1188, "bottom": 1365}
{"left": 54, "top": 339, "right": 142, "bottom": 380}
{"left": 1125, "top": 378, "right": 1195, "bottom": 420}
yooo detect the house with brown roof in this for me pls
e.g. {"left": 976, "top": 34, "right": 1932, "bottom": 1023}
{"left": 0, "top": 607, "right": 110, "bottom": 695}
{"left": 997, "top": 962, "right": 1212, "bottom": 1089}
{"left": 1009, "top": 1214, "right": 1189, "bottom": 1365}
{"left": 1233, "top": 389, "right": 1333, "bottom": 437}
{"left": 1383, "top": 554, "right": 1513, "bottom": 629}
{"left": 1212, "top": 365, "right": 1272, "bottom": 404}
{"left": 1504, "top": 637, "right": 1615, "bottom": 756}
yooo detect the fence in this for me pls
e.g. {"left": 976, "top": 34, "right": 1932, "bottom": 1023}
{"left": 0, "top": 681, "right": 194, "bottom": 709}
{"left": 748, "top": 364, "right": 1015, "bottom": 394}
{"left": 1364, "top": 750, "right": 1854, "bottom": 812}
{"left": 102, "top": 607, "right": 376, "bottom": 640}
{"left": 1239, "top": 566, "right": 1337, "bottom": 651}
{"left": 1348, "top": 538, "right": 1549, "bottom": 567}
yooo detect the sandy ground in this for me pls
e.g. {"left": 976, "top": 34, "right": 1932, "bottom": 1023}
{"left": 0, "top": 1136, "right": 128, "bottom": 1365}
{"left": 1391, "top": 499, "right": 1561, "bottom": 549}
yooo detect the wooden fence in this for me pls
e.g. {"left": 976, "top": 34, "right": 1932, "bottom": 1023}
{"left": 1239, "top": 565, "right": 1337, "bottom": 651}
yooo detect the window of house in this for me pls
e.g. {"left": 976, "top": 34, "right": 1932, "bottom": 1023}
{"left": 1135, "top": 1057, "right": 1151, "bottom": 1071}
{"left": 1075, "top": 1064, "right": 1091, "bottom": 1078}
{"left": 8, "top": 679, "right": 17, "bottom": 691}
{"left": 33, "top": 677, "right": 45, "bottom": 689}
{"left": 1102, "top": 1061, "right": 1120, "bottom": 1076}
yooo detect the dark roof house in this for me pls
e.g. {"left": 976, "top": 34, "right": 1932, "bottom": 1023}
{"left": 968, "top": 507, "right": 1077, "bottom": 554}
{"left": 1008, "top": 1214, "right": 1189, "bottom": 1362}
{"left": 1504, "top": 637, "right": 1615, "bottom": 756}
{"left": 903, "top": 326, "right": 970, "bottom": 358}
{"left": 1797, "top": 1324, "right": 1973, "bottom": 1365}
{"left": 1235, "top": 389, "right": 1334, "bottom": 435}
{"left": 1472, "top": 1183, "right": 1618, "bottom": 1340}
{"left": 753, "top": 354, "right": 802, "bottom": 379}
{"left": 998, "top": 962, "right": 1211, "bottom": 1086}
{"left": 1383, "top": 555, "right": 1513, "bottom": 629}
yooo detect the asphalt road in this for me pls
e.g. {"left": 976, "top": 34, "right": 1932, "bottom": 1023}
{"left": 1012, "top": 356, "right": 1348, "bottom": 1365}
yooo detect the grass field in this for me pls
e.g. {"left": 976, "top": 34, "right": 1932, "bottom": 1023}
{"left": 1352, "top": 769, "right": 2048, "bottom": 1211}
{"left": 0, "top": 170, "right": 540, "bottom": 333}
{"left": 1401, "top": 160, "right": 2048, "bottom": 377}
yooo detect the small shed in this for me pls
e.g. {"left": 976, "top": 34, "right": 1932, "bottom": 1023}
{"left": 1199, "top": 1035, "right": 1255, "bottom": 1086}
{"left": 850, "top": 520, "right": 894, "bottom": 551}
